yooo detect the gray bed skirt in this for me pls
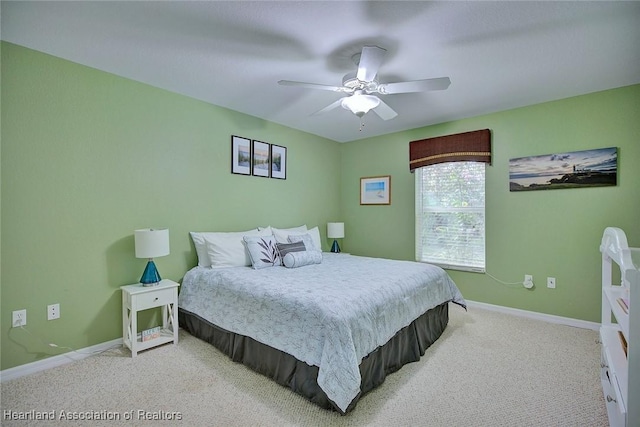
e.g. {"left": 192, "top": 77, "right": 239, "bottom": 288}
{"left": 178, "top": 302, "right": 450, "bottom": 414}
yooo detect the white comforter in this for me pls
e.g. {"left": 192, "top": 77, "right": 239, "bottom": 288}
{"left": 178, "top": 253, "right": 465, "bottom": 412}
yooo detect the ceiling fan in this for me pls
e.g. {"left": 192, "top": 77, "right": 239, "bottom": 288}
{"left": 278, "top": 45, "right": 451, "bottom": 121}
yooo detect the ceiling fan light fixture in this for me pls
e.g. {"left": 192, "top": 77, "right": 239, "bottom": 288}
{"left": 341, "top": 93, "right": 380, "bottom": 116}
{"left": 279, "top": 45, "right": 448, "bottom": 122}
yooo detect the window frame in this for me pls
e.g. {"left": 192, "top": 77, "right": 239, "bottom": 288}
{"left": 414, "top": 162, "right": 486, "bottom": 273}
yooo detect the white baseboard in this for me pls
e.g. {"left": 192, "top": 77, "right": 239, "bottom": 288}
{"left": 1, "top": 303, "right": 598, "bottom": 382}
{"left": 466, "top": 300, "right": 600, "bottom": 331}
{"left": 0, "top": 338, "right": 123, "bottom": 383}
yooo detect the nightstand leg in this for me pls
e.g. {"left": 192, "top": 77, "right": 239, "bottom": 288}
{"left": 162, "top": 303, "right": 178, "bottom": 345}
{"left": 122, "top": 293, "right": 134, "bottom": 355}
{"left": 130, "top": 308, "right": 137, "bottom": 357}
{"left": 122, "top": 292, "right": 127, "bottom": 349}
{"left": 161, "top": 304, "right": 167, "bottom": 333}
{"left": 171, "top": 303, "right": 178, "bottom": 344}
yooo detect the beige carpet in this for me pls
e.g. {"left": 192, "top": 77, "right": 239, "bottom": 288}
{"left": 1, "top": 306, "right": 608, "bottom": 426}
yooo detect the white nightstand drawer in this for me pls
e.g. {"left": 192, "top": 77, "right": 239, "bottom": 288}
{"left": 135, "top": 287, "right": 175, "bottom": 310}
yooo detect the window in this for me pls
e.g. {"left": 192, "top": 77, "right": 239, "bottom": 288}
{"left": 415, "top": 162, "right": 485, "bottom": 272}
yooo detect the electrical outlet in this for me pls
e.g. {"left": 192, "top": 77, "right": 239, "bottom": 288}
{"left": 47, "top": 303, "right": 60, "bottom": 320}
{"left": 547, "top": 277, "right": 556, "bottom": 289}
{"left": 523, "top": 274, "right": 534, "bottom": 289}
{"left": 12, "top": 309, "right": 27, "bottom": 327}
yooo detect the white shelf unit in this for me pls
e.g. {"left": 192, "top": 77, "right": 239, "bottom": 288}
{"left": 600, "top": 227, "right": 639, "bottom": 427}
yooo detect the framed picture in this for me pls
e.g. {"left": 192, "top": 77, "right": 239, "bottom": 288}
{"left": 509, "top": 147, "right": 617, "bottom": 191}
{"left": 252, "top": 140, "right": 270, "bottom": 177}
{"left": 231, "top": 135, "right": 251, "bottom": 175}
{"left": 360, "top": 175, "right": 391, "bottom": 205}
{"left": 270, "top": 145, "right": 287, "bottom": 179}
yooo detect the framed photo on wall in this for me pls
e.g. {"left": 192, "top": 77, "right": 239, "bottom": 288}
{"left": 360, "top": 175, "right": 391, "bottom": 205}
{"left": 252, "top": 140, "right": 271, "bottom": 177}
{"left": 270, "top": 144, "right": 287, "bottom": 179}
{"left": 231, "top": 135, "right": 251, "bottom": 175}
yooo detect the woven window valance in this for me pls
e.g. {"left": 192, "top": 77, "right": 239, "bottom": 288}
{"left": 409, "top": 129, "right": 491, "bottom": 171}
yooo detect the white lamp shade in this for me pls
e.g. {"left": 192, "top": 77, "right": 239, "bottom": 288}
{"left": 134, "top": 228, "right": 170, "bottom": 259}
{"left": 327, "top": 222, "right": 345, "bottom": 239}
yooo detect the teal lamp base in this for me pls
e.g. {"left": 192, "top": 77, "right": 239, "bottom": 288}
{"left": 140, "top": 260, "right": 161, "bottom": 286}
{"left": 330, "top": 240, "right": 341, "bottom": 253}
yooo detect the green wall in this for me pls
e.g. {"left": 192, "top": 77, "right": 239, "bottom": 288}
{"left": 2, "top": 40, "right": 639, "bottom": 372}
{"left": 1, "top": 43, "right": 340, "bottom": 370}
{"left": 340, "top": 84, "right": 640, "bottom": 322}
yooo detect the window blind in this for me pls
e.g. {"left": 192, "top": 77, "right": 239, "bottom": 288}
{"left": 415, "top": 162, "right": 486, "bottom": 271}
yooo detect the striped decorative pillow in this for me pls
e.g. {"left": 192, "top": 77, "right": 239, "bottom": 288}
{"left": 276, "top": 241, "right": 306, "bottom": 259}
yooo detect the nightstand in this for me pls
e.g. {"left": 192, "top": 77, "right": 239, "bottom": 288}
{"left": 121, "top": 279, "right": 179, "bottom": 357}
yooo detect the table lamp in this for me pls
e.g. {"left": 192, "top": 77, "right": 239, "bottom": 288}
{"left": 134, "top": 228, "right": 170, "bottom": 286}
{"left": 327, "top": 222, "right": 345, "bottom": 253}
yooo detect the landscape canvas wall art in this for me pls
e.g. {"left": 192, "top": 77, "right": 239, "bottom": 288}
{"left": 509, "top": 147, "right": 617, "bottom": 192}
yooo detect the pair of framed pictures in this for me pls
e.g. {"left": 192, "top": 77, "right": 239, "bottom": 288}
{"left": 231, "top": 135, "right": 287, "bottom": 179}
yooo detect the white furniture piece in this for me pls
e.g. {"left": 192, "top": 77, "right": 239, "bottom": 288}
{"left": 600, "top": 227, "right": 639, "bottom": 427}
{"left": 121, "top": 279, "right": 179, "bottom": 357}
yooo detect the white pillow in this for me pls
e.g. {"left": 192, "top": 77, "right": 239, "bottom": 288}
{"left": 282, "top": 250, "right": 322, "bottom": 268}
{"left": 286, "top": 228, "right": 322, "bottom": 251}
{"left": 243, "top": 235, "right": 281, "bottom": 269}
{"left": 204, "top": 228, "right": 273, "bottom": 268}
{"left": 190, "top": 231, "right": 249, "bottom": 268}
{"left": 271, "top": 225, "right": 308, "bottom": 244}
{"left": 289, "top": 227, "right": 322, "bottom": 252}
{"left": 306, "top": 226, "right": 322, "bottom": 252}
{"left": 288, "top": 233, "right": 321, "bottom": 254}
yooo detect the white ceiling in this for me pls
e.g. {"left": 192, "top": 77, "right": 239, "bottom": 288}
{"left": 2, "top": 1, "right": 639, "bottom": 143}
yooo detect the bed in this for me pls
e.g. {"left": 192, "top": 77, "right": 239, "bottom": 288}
{"left": 178, "top": 247, "right": 466, "bottom": 414}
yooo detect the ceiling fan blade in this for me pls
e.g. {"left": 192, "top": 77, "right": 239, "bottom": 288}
{"left": 378, "top": 77, "right": 451, "bottom": 94}
{"left": 372, "top": 99, "right": 398, "bottom": 121}
{"left": 278, "top": 80, "right": 351, "bottom": 93}
{"left": 356, "top": 46, "right": 387, "bottom": 82}
{"left": 312, "top": 98, "right": 345, "bottom": 116}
